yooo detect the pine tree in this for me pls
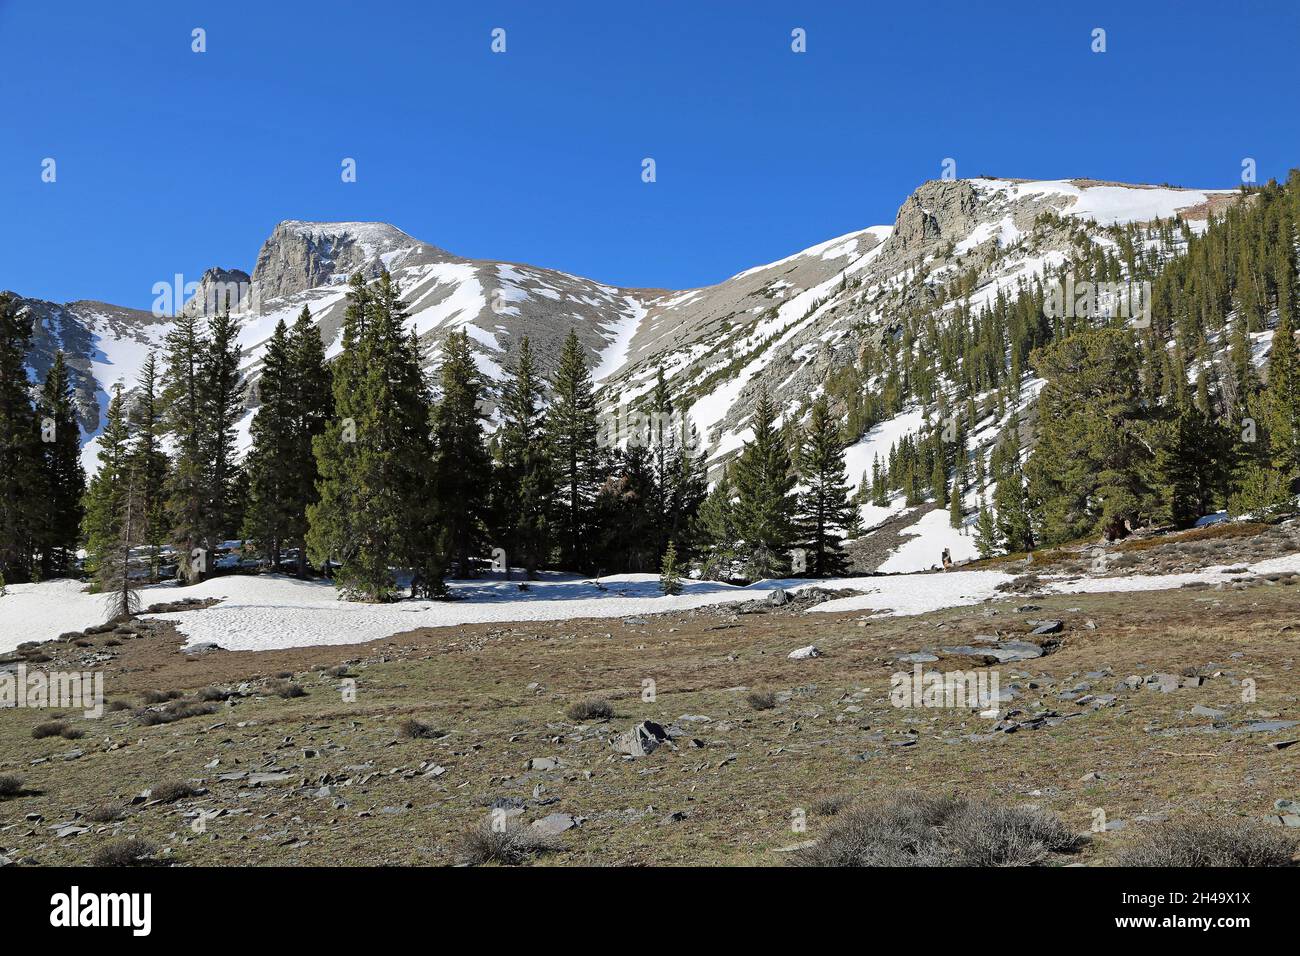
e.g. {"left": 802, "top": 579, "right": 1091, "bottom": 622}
{"left": 81, "top": 386, "right": 131, "bottom": 578}
{"left": 128, "top": 352, "right": 169, "bottom": 580}
{"left": 242, "top": 319, "right": 297, "bottom": 569}
{"left": 429, "top": 329, "right": 492, "bottom": 578}
{"left": 307, "top": 272, "right": 434, "bottom": 600}
{"left": 1025, "top": 330, "right": 1159, "bottom": 543}
{"left": 493, "top": 336, "right": 552, "bottom": 577}
{"left": 871, "top": 454, "right": 888, "bottom": 507}
{"left": 1262, "top": 311, "right": 1299, "bottom": 479}
{"left": 664, "top": 409, "right": 708, "bottom": 559}
{"left": 973, "top": 496, "right": 999, "bottom": 558}
{"left": 948, "top": 470, "right": 963, "bottom": 529}
{"left": 287, "top": 307, "right": 332, "bottom": 575}
{"left": 0, "top": 293, "right": 41, "bottom": 582}
{"left": 796, "top": 397, "right": 851, "bottom": 577}
{"left": 545, "top": 329, "right": 601, "bottom": 572}
{"left": 99, "top": 458, "right": 143, "bottom": 622}
{"left": 732, "top": 391, "right": 798, "bottom": 579}
{"left": 695, "top": 464, "right": 737, "bottom": 580}
{"left": 162, "top": 312, "right": 210, "bottom": 581}
{"left": 659, "top": 539, "right": 682, "bottom": 595}
{"left": 35, "top": 352, "right": 85, "bottom": 577}
{"left": 202, "top": 299, "right": 245, "bottom": 542}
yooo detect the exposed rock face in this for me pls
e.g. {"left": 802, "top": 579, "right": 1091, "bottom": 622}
{"left": 251, "top": 221, "right": 429, "bottom": 301}
{"left": 181, "top": 267, "right": 252, "bottom": 317}
{"left": 888, "top": 179, "right": 981, "bottom": 252}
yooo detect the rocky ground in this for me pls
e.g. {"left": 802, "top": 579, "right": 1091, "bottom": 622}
{"left": 2, "top": 523, "right": 1299, "bottom": 867}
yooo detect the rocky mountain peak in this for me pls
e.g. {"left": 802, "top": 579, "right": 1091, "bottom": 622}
{"left": 250, "top": 220, "right": 437, "bottom": 302}
{"left": 887, "top": 179, "right": 982, "bottom": 252}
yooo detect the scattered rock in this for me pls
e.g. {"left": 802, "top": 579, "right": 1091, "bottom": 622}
{"left": 615, "top": 720, "right": 669, "bottom": 757}
{"left": 531, "top": 812, "right": 578, "bottom": 836}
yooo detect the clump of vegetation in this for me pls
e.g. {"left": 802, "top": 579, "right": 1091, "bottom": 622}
{"left": 566, "top": 699, "right": 614, "bottom": 721}
{"left": 809, "top": 792, "right": 852, "bottom": 817}
{"left": 398, "top": 718, "right": 445, "bottom": 739}
{"left": 0, "top": 774, "right": 24, "bottom": 798}
{"left": 149, "top": 781, "right": 200, "bottom": 804}
{"left": 91, "top": 838, "right": 158, "bottom": 867}
{"left": 31, "top": 720, "right": 72, "bottom": 740}
{"left": 746, "top": 690, "right": 777, "bottom": 711}
{"left": 138, "top": 699, "right": 217, "bottom": 726}
{"left": 458, "top": 819, "right": 561, "bottom": 866}
{"left": 1115, "top": 819, "right": 1298, "bottom": 867}
{"left": 140, "top": 689, "right": 183, "bottom": 705}
{"left": 789, "top": 791, "right": 1081, "bottom": 867}
{"left": 85, "top": 803, "right": 127, "bottom": 823}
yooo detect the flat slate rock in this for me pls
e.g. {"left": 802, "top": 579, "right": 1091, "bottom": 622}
{"left": 1238, "top": 720, "right": 1300, "bottom": 733}
{"left": 531, "top": 812, "right": 578, "bottom": 835}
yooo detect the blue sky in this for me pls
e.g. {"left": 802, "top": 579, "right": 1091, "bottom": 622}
{"left": 2, "top": 0, "right": 1298, "bottom": 309}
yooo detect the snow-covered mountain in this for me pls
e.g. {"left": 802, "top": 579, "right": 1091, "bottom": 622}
{"left": 5, "top": 175, "right": 1237, "bottom": 567}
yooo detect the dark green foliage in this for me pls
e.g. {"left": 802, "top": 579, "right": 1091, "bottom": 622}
{"left": 307, "top": 272, "right": 435, "bottom": 601}
{"left": 0, "top": 293, "right": 42, "bottom": 582}
{"left": 544, "top": 329, "right": 601, "bottom": 572}
{"left": 244, "top": 308, "right": 332, "bottom": 574}
{"left": 659, "top": 539, "right": 682, "bottom": 595}
{"left": 491, "top": 336, "right": 553, "bottom": 578}
{"left": 731, "top": 391, "right": 798, "bottom": 579}
{"left": 35, "top": 352, "right": 85, "bottom": 577}
{"left": 796, "top": 397, "right": 851, "bottom": 577}
{"left": 429, "top": 329, "right": 492, "bottom": 579}
{"left": 1026, "top": 331, "right": 1161, "bottom": 543}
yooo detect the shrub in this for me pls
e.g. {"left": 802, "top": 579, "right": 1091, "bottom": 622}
{"left": 32, "top": 721, "right": 68, "bottom": 739}
{"left": 566, "top": 699, "right": 614, "bottom": 721}
{"left": 746, "top": 691, "right": 777, "bottom": 711}
{"left": 788, "top": 791, "right": 1080, "bottom": 867}
{"left": 85, "top": 803, "right": 127, "bottom": 823}
{"left": 1115, "top": 819, "right": 1298, "bottom": 867}
{"left": 268, "top": 680, "right": 306, "bottom": 699}
{"left": 809, "top": 792, "right": 852, "bottom": 817}
{"left": 91, "top": 838, "right": 157, "bottom": 867}
{"left": 458, "top": 819, "right": 560, "bottom": 866}
{"left": 399, "top": 718, "right": 445, "bottom": 739}
{"left": 140, "top": 689, "right": 182, "bottom": 705}
{"left": 149, "top": 781, "right": 199, "bottom": 804}
{"left": 138, "top": 700, "right": 217, "bottom": 726}
{"left": 0, "top": 774, "right": 24, "bottom": 798}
